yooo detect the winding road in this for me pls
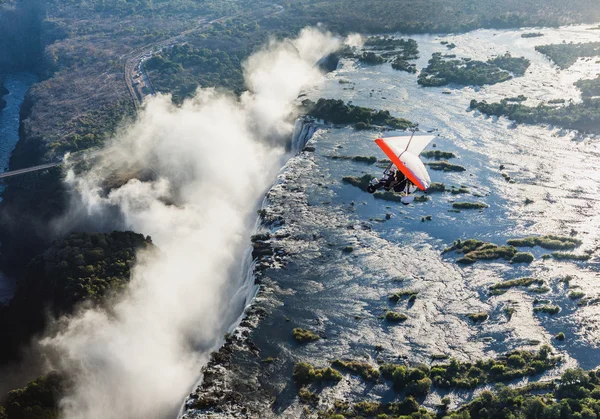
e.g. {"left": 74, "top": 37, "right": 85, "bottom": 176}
{"left": 124, "top": 5, "right": 284, "bottom": 109}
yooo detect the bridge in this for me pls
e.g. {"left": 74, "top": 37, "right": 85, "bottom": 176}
{"left": 0, "top": 162, "right": 61, "bottom": 179}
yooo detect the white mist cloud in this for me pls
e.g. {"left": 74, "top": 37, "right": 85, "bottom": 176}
{"left": 40, "top": 27, "right": 342, "bottom": 419}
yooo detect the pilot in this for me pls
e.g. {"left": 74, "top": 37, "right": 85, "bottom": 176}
{"left": 367, "top": 168, "right": 415, "bottom": 205}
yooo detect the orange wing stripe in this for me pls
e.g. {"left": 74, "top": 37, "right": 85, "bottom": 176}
{"left": 374, "top": 138, "right": 427, "bottom": 190}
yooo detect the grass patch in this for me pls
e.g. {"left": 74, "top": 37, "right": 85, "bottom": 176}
{"left": 342, "top": 174, "right": 375, "bottom": 192}
{"left": 569, "top": 291, "right": 585, "bottom": 299}
{"left": 385, "top": 310, "right": 408, "bottom": 322}
{"left": 292, "top": 328, "right": 320, "bottom": 343}
{"left": 389, "top": 290, "right": 419, "bottom": 302}
{"left": 507, "top": 235, "right": 582, "bottom": 250}
{"left": 534, "top": 305, "right": 560, "bottom": 315}
{"left": 551, "top": 252, "right": 591, "bottom": 261}
{"left": 555, "top": 332, "right": 565, "bottom": 341}
{"left": 490, "top": 277, "right": 543, "bottom": 291}
{"left": 327, "top": 155, "right": 378, "bottom": 164}
{"left": 298, "top": 388, "right": 319, "bottom": 405}
{"left": 293, "top": 362, "right": 343, "bottom": 386}
{"left": 451, "top": 186, "right": 470, "bottom": 194}
{"left": 426, "top": 182, "right": 446, "bottom": 193}
{"left": 429, "top": 346, "right": 559, "bottom": 389}
{"left": 427, "top": 161, "right": 466, "bottom": 172}
{"left": 445, "top": 238, "right": 517, "bottom": 264}
{"left": 332, "top": 360, "right": 380, "bottom": 381}
{"left": 420, "top": 150, "right": 456, "bottom": 160}
{"left": 511, "top": 252, "right": 534, "bottom": 264}
{"left": 452, "top": 202, "right": 488, "bottom": 209}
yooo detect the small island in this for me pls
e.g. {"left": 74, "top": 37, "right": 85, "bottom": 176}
{"left": 575, "top": 75, "right": 600, "bottom": 97}
{"left": 470, "top": 97, "right": 600, "bottom": 133}
{"left": 418, "top": 52, "right": 530, "bottom": 87}
{"left": 303, "top": 98, "right": 415, "bottom": 130}
{"left": 358, "top": 37, "right": 419, "bottom": 73}
{"left": 521, "top": 32, "right": 544, "bottom": 38}
{"left": 535, "top": 41, "right": 600, "bottom": 69}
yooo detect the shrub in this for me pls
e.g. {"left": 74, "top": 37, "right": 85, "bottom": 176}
{"left": 385, "top": 311, "right": 408, "bottom": 322}
{"left": 292, "top": 328, "right": 320, "bottom": 343}
{"left": 511, "top": 252, "right": 534, "bottom": 263}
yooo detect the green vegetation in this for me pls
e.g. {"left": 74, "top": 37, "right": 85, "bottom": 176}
{"left": 426, "top": 182, "right": 446, "bottom": 192}
{"left": 522, "top": 32, "right": 544, "bottom": 38}
{"left": 569, "top": 291, "right": 585, "bottom": 299}
{"left": 452, "top": 202, "right": 488, "bottom": 209}
{"left": 358, "top": 51, "right": 385, "bottom": 65}
{"left": 418, "top": 52, "right": 529, "bottom": 87}
{"left": 488, "top": 52, "right": 531, "bottom": 75}
{"left": 507, "top": 235, "right": 582, "bottom": 250}
{"left": 391, "top": 58, "right": 417, "bottom": 73}
{"left": 342, "top": 174, "right": 375, "bottom": 192}
{"left": 359, "top": 37, "right": 419, "bottom": 73}
{"left": 23, "top": 231, "right": 153, "bottom": 313}
{"left": 555, "top": 332, "right": 566, "bottom": 341}
{"left": 575, "top": 75, "right": 600, "bottom": 97}
{"left": 303, "top": 98, "right": 415, "bottom": 130}
{"left": 365, "top": 37, "right": 418, "bottom": 60}
{"left": 379, "top": 347, "right": 559, "bottom": 393}
{"left": 374, "top": 191, "right": 422, "bottom": 203}
{"left": 506, "top": 95, "right": 528, "bottom": 102}
{"left": 444, "top": 239, "right": 517, "bottom": 264}
{"left": 420, "top": 150, "right": 456, "bottom": 160}
{"left": 1, "top": 372, "right": 64, "bottom": 419}
{"left": 385, "top": 310, "right": 408, "bottom": 322}
{"left": 389, "top": 290, "right": 418, "bottom": 302}
{"left": 426, "top": 161, "right": 466, "bottom": 172}
{"left": 551, "top": 252, "right": 591, "bottom": 261}
{"left": 431, "top": 346, "right": 559, "bottom": 389}
{"left": 467, "top": 312, "right": 489, "bottom": 323}
{"left": 447, "top": 368, "right": 600, "bottom": 418}
{"left": 145, "top": 42, "right": 248, "bottom": 100}
{"left": 451, "top": 186, "right": 469, "bottom": 194}
{"left": 326, "top": 155, "right": 378, "bottom": 164}
{"left": 0, "top": 231, "right": 153, "bottom": 361}
{"left": 315, "top": 348, "right": 567, "bottom": 418}
{"left": 511, "top": 252, "right": 535, "bottom": 263}
{"left": 331, "top": 360, "right": 380, "bottom": 381}
{"left": 536, "top": 42, "right": 600, "bottom": 69}
{"left": 490, "top": 277, "right": 544, "bottom": 292}
{"left": 293, "top": 362, "right": 343, "bottom": 386}
{"left": 292, "top": 328, "right": 320, "bottom": 343}
{"left": 298, "top": 388, "right": 319, "bottom": 406}
{"left": 534, "top": 304, "right": 561, "bottom": 315}
{"left": 470, "top": 97, "right": 600, "bottom": 133}
{"left": 321, "top": 397, "right": 424, "bottom": 418}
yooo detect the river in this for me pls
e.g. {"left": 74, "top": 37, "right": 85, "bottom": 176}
{"left": 183, "top": 22, "right": 600, "bottom": 417}
{"left": 0, "top": 73, "right": 37, "bottom": 305}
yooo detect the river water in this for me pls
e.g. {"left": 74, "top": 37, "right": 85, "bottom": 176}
{"left": 0, "top": 73, "right": 37, "bottom": 304}
{"left": 184, "top": 23, "right": 600, "bottom": 417}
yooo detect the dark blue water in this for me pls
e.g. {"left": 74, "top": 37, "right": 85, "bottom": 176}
{"left": 0, "top": 73, "right": 37, "bottom": 304}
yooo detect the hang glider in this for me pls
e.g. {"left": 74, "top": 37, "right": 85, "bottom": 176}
{"left": 374, "top": 134, "right": 436, "bottom": 191}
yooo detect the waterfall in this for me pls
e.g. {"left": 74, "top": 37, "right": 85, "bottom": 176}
{"left": 290, "top": 117, "right": 318, "bottom": 153}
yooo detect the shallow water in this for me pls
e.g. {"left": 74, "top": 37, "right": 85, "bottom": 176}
{"left": 240, "top": 23, "right": 600, "bottom": 413}
{"left": 0, "top": 72, "right": 37, "bottom": 304}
